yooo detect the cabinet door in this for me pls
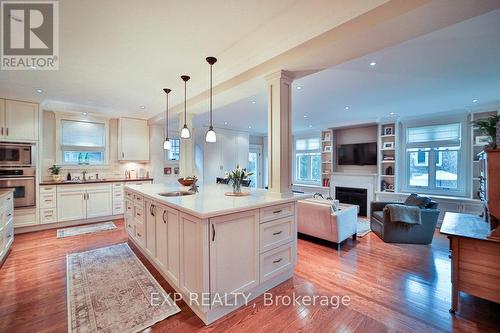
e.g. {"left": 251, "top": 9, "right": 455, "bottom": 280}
{"left": 4, "top": 100, "right": 38, "bottom": 140}
{"left": 210, "top": 209, "right": 259, "bottom": 303}
{"left": 57, "top": 190, "right": 86, "bottom": 222}
{"left": 0, "top": 99, "right": 4, "bottom": 138}
{"left": 155, "top": 206, "right": 168, "bottom": 271}
{"left": 144, "top": 200, "right": 156, "bottom": 258}
{"left": 118, "top": 118, "right": 149, "bottom": 161}
{"left": 86, "top": 185, "right": 112, "bottom": 218}
{"left": 165, "top": 206, "right": 180, "bottom": 286}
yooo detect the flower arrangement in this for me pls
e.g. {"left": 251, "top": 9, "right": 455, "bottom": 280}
{"left": 225, "top": 165, "right": 253, "bottom": 193}
{"left": 472, "top": 114, "right": 500, "bottom": 149}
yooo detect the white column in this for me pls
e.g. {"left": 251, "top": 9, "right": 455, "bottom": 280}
{"left": 179, "top": 113, "right": 194, "bottom": 177}
{"left": 265, "top": 70, "right": 294, "bottom": 194}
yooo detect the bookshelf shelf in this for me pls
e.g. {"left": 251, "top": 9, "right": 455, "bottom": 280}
{"left": 378, "top": 123, "right": 398, "bottom": 193}
{"left": 321, "top": 129, "right": 334, "bottom": 188}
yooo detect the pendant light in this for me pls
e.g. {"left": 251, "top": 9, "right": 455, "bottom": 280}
{"left": 205, "top": 57, "right": 217, "bottom": 143}
{"left": 180, "top": 75, "right": 191, "bottom": 139}
{"left": 163, "top": 88, "right": 172, "bottom": 150}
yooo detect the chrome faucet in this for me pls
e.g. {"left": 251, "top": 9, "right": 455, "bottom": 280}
{"left": 82, "top": 170, "right": 88, "bottom": 181}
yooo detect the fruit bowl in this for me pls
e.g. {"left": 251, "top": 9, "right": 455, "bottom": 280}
{"left": 178, "top": 177, "right": 195, "bottom": 186}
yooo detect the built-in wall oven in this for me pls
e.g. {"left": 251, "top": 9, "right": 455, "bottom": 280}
{"left": 0, "top": 143, "right": 36, "bottom": 208}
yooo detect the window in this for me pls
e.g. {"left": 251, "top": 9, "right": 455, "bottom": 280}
{"left": 61, "top": 120, "right": 106, "bottom": 165}
{"left": 165, "top": 138, "right": 180, "bottom": 161}
{"left": 294, "top": 137, "right": 321, "bottom": 184}
{"left": 405, "top": 123, "right": 463, "bottom": 194}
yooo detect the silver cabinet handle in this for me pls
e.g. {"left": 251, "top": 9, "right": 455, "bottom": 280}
{"left": 273, "top": 258, "right": 283, "bottom": 264}
{"left": 272, "top": 231, "right": 283, "bottom": 236}
{"left": 162, "top": 210, "right": 167, "bottom": 224}
{"left": 137, "top": 233, "right": 142, "bottom": 237}
{"left": 212, "top": 224, "right": 216, "bottom": 241}
{"left": 273, "top": 210, "right": 282, "bottom": 214}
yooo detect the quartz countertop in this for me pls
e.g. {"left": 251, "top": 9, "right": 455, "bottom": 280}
{"left": 40, "top": 177, "right": 153, "bottom": 186}
{"left": 125, "top": 183, "right": 311, "bottom": 219}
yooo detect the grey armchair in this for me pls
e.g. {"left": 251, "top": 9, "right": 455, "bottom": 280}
{"left": 370, "top": 199, "right": 440, "bottom": 244}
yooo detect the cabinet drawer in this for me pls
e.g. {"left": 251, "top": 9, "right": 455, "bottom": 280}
{"left": 40, "top": 186, "right": 56, "bottom": 194}
{"left": 260, "top": 243, "right": 294, "bottom": 282}
{"left": 40, "top": 208, "right": 57, "bottom": 224}
{"left": 135, "top": 221, "right": 145, "bottom": 246}
{"left": 113, "top": 203, "right": 124, "bottom": 215}
{"left": 126, "top": 219, "right": 135, "bottom": 236}
{"left": 40, "top": 192, "right": 57, "bottom": 209}
{"left": 134, "top": 205, "right": 144, "bottom": 222}
{"left": 125, "top": 200, "right": 134, "bottom": 217}
{"left": 260, "top": 216, "right": 294, "bottom": 253}
{"left": 134, "top": 194, "right": 144, "bottom": 205}
{"left": 260, "top": 203, "right": 294, "bottom": 223}
{"left": 125, "top": 191, "right": 134, "bottom": 200}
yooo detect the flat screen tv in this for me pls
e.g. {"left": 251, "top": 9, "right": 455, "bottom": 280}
{"left": 337, "top": 142, "right": 377, "bottom": 166}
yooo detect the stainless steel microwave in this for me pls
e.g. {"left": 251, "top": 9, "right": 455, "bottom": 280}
{"left": 0, "top": 143, "right": 35, "bottom": 166}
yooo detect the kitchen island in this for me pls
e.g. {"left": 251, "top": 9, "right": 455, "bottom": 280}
{"left": 125, "top": 183, "right": 309, "bottom": 324}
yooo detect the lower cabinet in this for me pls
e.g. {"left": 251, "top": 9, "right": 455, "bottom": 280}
{"left": 155, "top": 204, "right": 180, "bottom": 287}
{"left": 57, "top": 185, "right": 112, "bottom": 222}
{"left": 0, "top": 192, "right": 14, "bottom": 264}
{"left": 86, "top": 185, "right": 113, "bottom": 218}
{"left": 209, "top": 210, "right": 259, "bottom": 300}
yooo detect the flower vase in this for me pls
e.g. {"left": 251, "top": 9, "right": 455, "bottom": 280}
{"left": 232, "top": 179, "right": 242, "bottom": 194}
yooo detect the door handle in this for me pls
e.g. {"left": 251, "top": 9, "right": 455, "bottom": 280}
{"left": 272, "top": 230, "right": 283, "bottom": 235}
{"left": 212, "top": 224, "right": 216, "bottom": 241}
{"left": 162, "top": 210, "right": 167, "bottom": 224}
{"left": 151, "top": 204, "right": 156, "bottom": 216}
{"left": 273, "top": 209, "right": 282, "bottom": 214}
{"left": 273, "top": 258, "right": 283, "bottom": 264}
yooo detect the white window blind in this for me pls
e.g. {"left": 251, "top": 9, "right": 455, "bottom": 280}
{"left": 407, "top": 123, "right": 461, "bottom": 146}
{"left": 61, "top": 120, "right": 105, "bottom": 151}
{"left": 295, "top": 138, "right": 320, "bottom": 151}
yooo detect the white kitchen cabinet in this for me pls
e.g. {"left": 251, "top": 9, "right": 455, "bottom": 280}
{"left": 145, "top": 200, "right": 157, "bottom": 258}
{"left": 155, "top": 204, "right": 180, "bottom": 287}
{"left": 2, "top": 100, "right": 39, "bottom": 141}
{"left": 118, "top": 118, "right": 149, "bottom": 161}
{"left": 203, "top": 129, "right": 249, "bottom": 185}
{"left": 209, "top": 209, "right": 259, "bottom": 302}
{"left": 86, "top": 185, "right": 112, "bottom": 218}
{"left": 57, "top": 189, "right": 86, "bottom": 222}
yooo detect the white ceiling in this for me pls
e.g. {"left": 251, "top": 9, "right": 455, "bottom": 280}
{"left": 195, "top": 8, "right": 500, "bottom": 135}
{"left": 0, "top": 0, "right": 389, "bottom": 117}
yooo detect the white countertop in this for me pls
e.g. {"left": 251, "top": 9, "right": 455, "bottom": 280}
{"left": 125, "top": 183, "right": 311, "bottom": 219}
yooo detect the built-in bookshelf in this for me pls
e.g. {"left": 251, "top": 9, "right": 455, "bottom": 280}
{"left": 470, "top": 110, "right": 499, "bottom": 199}
{"left": 321, "top": 129, "right": 334, "bottom": 188}
{"left": 378, "top": 122, "right": 398, "bottom": 192}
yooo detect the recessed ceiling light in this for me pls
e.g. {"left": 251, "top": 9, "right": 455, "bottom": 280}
{"left": 472, "top": 99, "right": 478, "bottom": 103}
{"left": 344, "top": 106, "right": 349, "bottom": 110}
{"left": 390, "top": 112, "right": 395, "bottom": 116}
{"left": 296, "top": 86, "right": 302, "bottom": 90}
{"left": 35, "top": 88, "right": 43, "bottom": 93}
{"left": 248, "top": 126, "right": 252, "bottom": 129}
{"left": 140, "top": 105, "right": 146, "bottom": 109}
{"left": 309, "top": 125, "right": 313, "bottom": 128}
{"left": 224, "top": 122, "right": 228, "bottom": 125}
{"left": 303, "top": 115, "right": 307, "bottom": 118}
{"left": 369, "top": 61, "right": 377, "bottom": 67}
{"left": 82, "top": 112, "right": 88, "bottom": 116}
{"left": 251, "top": 101, "right": 256, "bottom": 104}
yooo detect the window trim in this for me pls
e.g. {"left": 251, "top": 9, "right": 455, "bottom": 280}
{"left": 293, "top": 133, "right": 321, "bottom": 186}
{"left": 55, "top": 112, "right": 110, "bottom": 167}
{"left": 401, "top": 117, "right": 468, "bottom": 197}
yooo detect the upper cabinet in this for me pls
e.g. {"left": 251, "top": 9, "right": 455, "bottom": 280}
{"left": 117, "top": 118, "right": 149, "bottom": 161}
{"left": 0, "top": 99, "right": 39, "bottom": 141}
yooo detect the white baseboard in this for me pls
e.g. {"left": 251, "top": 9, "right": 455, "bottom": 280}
{"left": 14, "top": 214, "right": 124, "bottom": 234}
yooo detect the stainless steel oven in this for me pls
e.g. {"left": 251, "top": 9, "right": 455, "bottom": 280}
{"left": 0, "top": 143, "right": 35, "bottom": 166}
{"left": 0, "top": 167, "right": 36, "bottom": 208}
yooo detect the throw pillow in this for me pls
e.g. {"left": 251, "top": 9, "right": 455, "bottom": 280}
{"left": 404, "top": 193, "right": 431, "bottom": 208}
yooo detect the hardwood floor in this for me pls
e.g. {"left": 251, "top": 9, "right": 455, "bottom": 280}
{"left": 1, "top": 219, "right": 499, "bottom": 332}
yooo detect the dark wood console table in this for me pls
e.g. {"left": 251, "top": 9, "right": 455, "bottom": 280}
{"left": 440, "top": 212, "right": 500, "bottom": 313}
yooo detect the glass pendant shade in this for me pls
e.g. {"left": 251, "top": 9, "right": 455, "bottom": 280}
{"left": 205, "top": 126, "right": 216, "bottom": 143}
{"left": 163, "top": 138, "right": 171, "bottom": 150}
{"left": 180, "top": 125, "right": 190, "bottom": 139}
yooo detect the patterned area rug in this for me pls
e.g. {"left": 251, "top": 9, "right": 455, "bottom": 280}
{"left": 357, "top": 218, "right": 372, "bottom": 237}
{"left": 57, "top": 222, "right": 117, "bottom": 238}
{"left": 67, "top": 243, "right": 180, "bottom": 332}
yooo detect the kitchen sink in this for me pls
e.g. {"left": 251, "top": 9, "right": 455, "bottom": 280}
{"left": 158, "top": 191, "right": 196, "bottom": 197}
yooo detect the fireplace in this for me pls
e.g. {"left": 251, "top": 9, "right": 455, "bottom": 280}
{"left": 335, "top": 187, "right": 368, "bottom": 216}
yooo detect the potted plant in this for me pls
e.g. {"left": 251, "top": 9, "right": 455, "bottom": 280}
{"left": 49, "top": 165, "right": 62, "bottom": 181}
{"left": 472, "top": 114, "right": 500, "bottom": 149}
{"left": 225, "top": 165, "right": 253, "bottom": 194}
